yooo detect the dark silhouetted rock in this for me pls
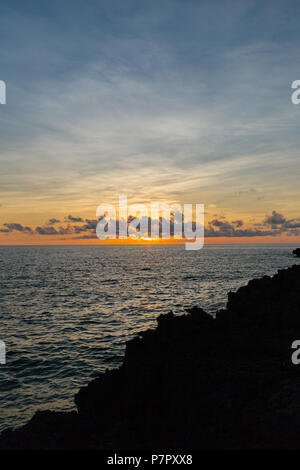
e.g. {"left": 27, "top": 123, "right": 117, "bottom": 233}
{"left": 293, "top": 248, "right": 300, "bottom": 258}
{"left": 2, "top": 263, "right": 300, "bottom": 449}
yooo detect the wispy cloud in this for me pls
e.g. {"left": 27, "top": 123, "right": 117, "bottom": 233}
{"left": 0, "top": 1, "right": 300, "bottom": 228}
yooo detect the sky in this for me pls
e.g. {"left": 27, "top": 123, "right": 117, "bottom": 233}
{"left": 0, "top": 0, "right": 300, "bottom": 244}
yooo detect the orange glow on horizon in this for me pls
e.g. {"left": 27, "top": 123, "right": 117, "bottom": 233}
{"left": 1, "top": 234, "right": 300, "bottom": 246}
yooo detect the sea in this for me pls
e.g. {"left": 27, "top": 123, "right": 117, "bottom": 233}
{"left": 0, "top": 244, "right": 299, "bottom": 432}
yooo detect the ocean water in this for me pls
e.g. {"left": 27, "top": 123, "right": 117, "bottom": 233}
{"left": 0, "top": 243, "right": 299, "bottom": 432}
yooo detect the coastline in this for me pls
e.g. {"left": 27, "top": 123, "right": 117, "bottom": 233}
{"left": 2, "top": 259, "right": 300, "bottom": 449}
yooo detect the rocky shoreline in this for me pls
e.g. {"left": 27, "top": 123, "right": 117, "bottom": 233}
{"left": 2, "top": 260, "right": 300, "bottom": 449}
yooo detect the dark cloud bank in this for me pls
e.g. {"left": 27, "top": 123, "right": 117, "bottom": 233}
{"left": 1, "top": 210, "right": 300, "bottom": 240}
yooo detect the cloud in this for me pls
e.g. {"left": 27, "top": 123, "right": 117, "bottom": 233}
{"left": 2, "top": 209, "right": 300, "bottom": 239}
{"left": 205, "top": 219, "right": 278, "bottom": 238}
{"left": 284, "top": 220, "right": 300, "bottom": 229}
{"left": 232, "top": 220, "right": 244, "bottom": 227}
{"left": 65, "top": 215, "right": 84, "bottom": 223}
{"left": 35, "top": 225, "right": 75, "bottom": 235}
{"left": 1, "top": 0, "right": 300, "bottom": 219}
{"left": 1, "top": 223, "right": 32, "bottom": 233}
{"left": 47, "top": 218, "right": 60, "bottom": 225}
{"left": 264, "top": 210, "right": 286, "bottom": 227}
{"left": 35, "top": 226, "right": 58, "bottom": 235}
{"left": 72, "top": 219, "right": 98, "bottom": 233}
{"left": 33, "top": 218, "right": 100, "bottom": 236}
{"left": 204, "top": 211, "right": 300, "bottom": 237}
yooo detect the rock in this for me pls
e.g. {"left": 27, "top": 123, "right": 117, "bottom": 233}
{"left": 185, "top": 306, "right": 214, "bottom": 324}
{"left": 0, "top": 411, "right": 80, "bottom": 450}
{"left": 2, "top": 264, "right": 300, "bottom": 449}
{"left": 293, "top": 248, "right": 300, "bottom": 257}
